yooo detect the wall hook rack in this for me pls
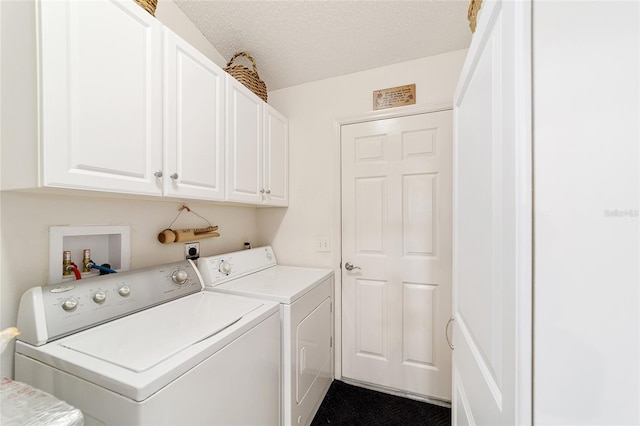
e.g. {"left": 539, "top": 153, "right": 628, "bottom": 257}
{"left": 157, "top": 205, "right": 220, "bottom": 244}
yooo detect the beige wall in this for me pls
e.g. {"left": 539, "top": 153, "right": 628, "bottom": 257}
{"left": 0, "top": 192, "right": 257, "bottom": 376}
{"left": 255, "top": 49, "right": 467, "bottom": 377}
{"left": 257, "top": 49, "right": 467, "bottom": 267}
{"left": 533, "top": 1, "right": 639, "bottom": 423}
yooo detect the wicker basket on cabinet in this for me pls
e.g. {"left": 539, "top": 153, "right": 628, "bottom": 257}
{"left": 224, "top": 52, "right": 268, "bottom": 102}
{"left": 133, "top": 0, "right": 157, "bottom": 16}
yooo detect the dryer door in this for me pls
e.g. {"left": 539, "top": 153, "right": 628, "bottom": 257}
{"left": 297, "top": 296, "right": 332, "bottom": 403}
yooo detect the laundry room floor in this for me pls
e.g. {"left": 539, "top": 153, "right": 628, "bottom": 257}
{"left": 311, "top": 380, "right": 451, "bottom": 426}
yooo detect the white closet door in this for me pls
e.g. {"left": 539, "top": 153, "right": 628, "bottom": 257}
{"left": 452, "top": 1, "right": 532, "bottom": 425}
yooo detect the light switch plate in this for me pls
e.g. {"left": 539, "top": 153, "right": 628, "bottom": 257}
{"left": 316, "top": 237, "right": 330, "bottom": 252}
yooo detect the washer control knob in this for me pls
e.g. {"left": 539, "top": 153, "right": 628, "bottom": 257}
{"left": 118, "top": 286, "right": 131, "bottom": 297}
{"left": 62, "top": 298, "right": 78, "bottom": 311}
{"left": 171, "top": 269, "right": 189, "bottom": 285}
{"left": 93, "top": 291, "right": 107, "bottom": 304}
{"left": 218, "top": 261, "right": 231, "bottom": 275}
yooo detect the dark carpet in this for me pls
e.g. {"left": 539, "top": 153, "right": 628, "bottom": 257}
{"left": 311, "top": 380, "right": 451, "bottom": 426}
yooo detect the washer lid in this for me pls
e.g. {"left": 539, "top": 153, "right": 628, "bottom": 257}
{"left": 59, "top": 292, "right": 263, "bottom": 373}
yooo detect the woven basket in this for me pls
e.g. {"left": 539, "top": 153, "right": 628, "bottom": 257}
{"left": 133, "top": 0, "right": 157, "bottom": 16}
{"left": 224, "top": 52, "right": 268, "bottom": 102}
{"left": 467, "top": 0, "right": 482, "bottom": 32}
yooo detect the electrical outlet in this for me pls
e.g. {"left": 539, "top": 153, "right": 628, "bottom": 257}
{"left": 316, "top": 237, "right": 330, "bottom": 252}
{"left": 185, "top": 242, "right": 200, "bottom": 260}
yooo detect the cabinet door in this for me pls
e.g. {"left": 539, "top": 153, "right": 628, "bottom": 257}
{"left": 225, "top": 75, "right": 263, "bottom": 204}
{"left": 262, "top": 104, "right": 288, "bottom": 206}
{"left": 163, "top": 29, "right": 225, "bottom": 200}
{"left": 39, "top": 0, "right": 162, "bottom": 195}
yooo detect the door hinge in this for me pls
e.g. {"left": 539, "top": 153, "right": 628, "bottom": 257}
{"left": 330, "top": 337, "right": 333, "bottom": 348}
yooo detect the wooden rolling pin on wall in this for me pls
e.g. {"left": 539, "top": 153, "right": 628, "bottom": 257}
{"left": 158, "top": 226, "right": 220, "bottom": 244}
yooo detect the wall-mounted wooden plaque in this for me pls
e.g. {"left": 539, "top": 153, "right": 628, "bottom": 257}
{"left": 373, "top": 84, "right": 416, "bottom": 110}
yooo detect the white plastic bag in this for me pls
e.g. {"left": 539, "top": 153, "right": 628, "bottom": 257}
{"left": 0, "top": 377, "right": 84, "bottom": 426}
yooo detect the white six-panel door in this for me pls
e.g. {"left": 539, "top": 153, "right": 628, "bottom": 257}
{"left": 341, "top": 111, "right": 452, "bottom": 401}
{"left": 452, "top": 1, "right": 532, "bottom": 424}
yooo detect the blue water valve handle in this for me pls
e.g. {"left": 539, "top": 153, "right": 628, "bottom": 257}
{"left": 90, "top": 263, "right": 117, "bottom": 274}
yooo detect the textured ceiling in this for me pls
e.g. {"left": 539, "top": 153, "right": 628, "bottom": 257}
{"left": 174, "top": 0, "right": 473, "bottom": 91}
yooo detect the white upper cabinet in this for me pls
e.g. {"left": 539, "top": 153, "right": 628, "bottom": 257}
{"left": 225, "top": 75, "right": 289, "bottom": 206}
{"left": 163, "top": 28, "right": 225, "bottom": 201}
{"left": 262, "top": 104, "right": 288, "bottom": 206}
{"left": 225, "top": 75, "right": 264, "bottom": 204}
{"left": 3, "top": 0, "right": 288, "bottom": 205}
{"left": 39, "top": 0, "right": 163, "bottom": 195}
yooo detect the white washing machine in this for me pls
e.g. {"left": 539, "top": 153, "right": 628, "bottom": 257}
{"left": 14, "top": 259, "right": 281, "bottom": 426}
{"left": 198, "top": 246, "right": 334, "bottom": 426}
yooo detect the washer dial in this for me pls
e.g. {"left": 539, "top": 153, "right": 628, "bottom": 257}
{"left": 218, "top": 260, "right": 231, "bottom": 275}
{"left": 93, "top": 291, "right": 107, "bottom": 304}
{"left": 171, "top": 269, "right": 189, "bottom": 285}
{"left": 62, "top": 298, "right": 78, "bottom": 312}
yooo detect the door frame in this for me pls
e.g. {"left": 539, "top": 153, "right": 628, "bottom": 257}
{"left": 333, "top": 103, "right": 453, "bottom": 381}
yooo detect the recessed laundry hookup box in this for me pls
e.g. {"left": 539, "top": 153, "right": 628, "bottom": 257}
{"left": 49, "top": 225, "right": 131, "bottom": 283}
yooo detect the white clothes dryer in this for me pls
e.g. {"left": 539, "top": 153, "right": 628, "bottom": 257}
{"left": 15, "top": 259, "right": 281, "bottom": 426}
{"left": 198, "top": 246, "right": 334, "bottom": 426}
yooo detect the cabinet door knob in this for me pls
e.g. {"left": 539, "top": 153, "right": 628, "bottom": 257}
{"left": 154, "top": 171, "right": 163, "bottom": 178}
{"left": 170, "top": 173, "right": 179, "bottom": 180}
{"left": 265, "top": 189, "right": 271, "bottom": 194}
{"left": 260, "top": 188, "right": 265, "bottom": 194}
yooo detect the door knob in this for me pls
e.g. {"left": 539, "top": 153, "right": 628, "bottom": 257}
{"left": 170, "top": 173, "right": 179, "bottom": 180}
{"left": 344, "top": 262, "right": 361, "bottom": 271}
